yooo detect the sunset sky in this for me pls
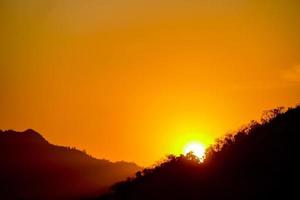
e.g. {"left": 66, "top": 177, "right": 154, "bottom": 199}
{"left": 1, "top": 0, "right": 300, "bottom": 166}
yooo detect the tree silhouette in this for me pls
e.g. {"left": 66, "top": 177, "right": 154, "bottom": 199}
{"left": 98, "top": 105, "right": 300, "bottom": 200}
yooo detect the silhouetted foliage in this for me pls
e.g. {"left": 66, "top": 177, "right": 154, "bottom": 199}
{"left": 98, "top": 105, "right": 300, "bottom": 200}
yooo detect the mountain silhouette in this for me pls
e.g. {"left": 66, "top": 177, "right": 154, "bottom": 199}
{"left": 98, "top": 106, "right": 300, "bottom": 200}
{"left": 0, "top": 129, "right": 140, "bottom": 200}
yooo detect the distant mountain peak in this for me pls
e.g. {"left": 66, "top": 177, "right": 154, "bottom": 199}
{"left": 23, "top": 128, "right": 47, "bottom": 141}
{"left": 0, "top": 129, "right": 141, "bottom": 199}
{"left": 0, "top": 129, "right": 48, "bottom": 144}
{"left": 23, "top": 128, "right": 38, "bottom": 134}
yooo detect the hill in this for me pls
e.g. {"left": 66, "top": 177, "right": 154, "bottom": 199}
{"left": 0, "top": 129, "right": 140, "bottom": 200}
{"left": 99, "top": 106, "right": 300, "bottom": 200}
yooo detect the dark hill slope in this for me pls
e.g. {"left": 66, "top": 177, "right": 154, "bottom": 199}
{"left": 0, "top": 129, "right": 140, "bottom": 200}
{"left": 99, "top": 106, "right": 300, "bottom": 200}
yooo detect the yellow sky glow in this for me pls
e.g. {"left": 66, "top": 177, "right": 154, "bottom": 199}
{"left": 1, "top": 0, "right": 300, "bottom": 166}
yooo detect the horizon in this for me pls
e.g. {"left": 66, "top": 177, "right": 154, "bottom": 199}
{"left": 0, "top": 105, "right": 296, "bottom": 167}
{"left": 1, "top": 0, "right": 300, "bottom": 166}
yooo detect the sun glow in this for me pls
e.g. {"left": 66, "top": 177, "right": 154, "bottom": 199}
{"left": 184, "top": 142, "right": 206, "bottom": 159}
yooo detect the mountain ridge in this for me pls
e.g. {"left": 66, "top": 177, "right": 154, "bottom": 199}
{"left": 0, "top": 129, "right": 141, "bottom": 200}
{"left": 98, "top": 105, "right": 300, "bottom": 200}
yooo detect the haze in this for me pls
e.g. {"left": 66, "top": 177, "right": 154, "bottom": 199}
{"left": 1, "top": 0, "right": 300, "bottom": 166}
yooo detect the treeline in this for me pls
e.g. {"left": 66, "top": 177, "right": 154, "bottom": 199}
{"left": 99, "top": 106, "right": 300, "bottom": 200}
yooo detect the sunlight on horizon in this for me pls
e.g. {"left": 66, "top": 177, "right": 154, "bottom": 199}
{"left": 1, "top": 0, "right": 300, "bottom": 166}
{"left": 184, "top": 142, "right": 206, "bottom": 161}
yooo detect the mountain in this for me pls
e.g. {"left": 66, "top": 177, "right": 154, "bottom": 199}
{"left": 0, "top": 129, "right": 140, "bottom": 200}
{"left": 99, "top": 106, "right": 300, "bottom": 200}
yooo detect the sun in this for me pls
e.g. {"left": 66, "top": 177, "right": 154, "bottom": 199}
{"left": 184, "top": 142, "right": 206, "bottom": 159}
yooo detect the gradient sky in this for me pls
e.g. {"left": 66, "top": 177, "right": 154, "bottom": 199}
{"left": 1, "top": 0, "right": 300, "bottom": 166}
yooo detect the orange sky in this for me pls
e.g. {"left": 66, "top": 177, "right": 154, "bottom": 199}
{"left": 1, "top": 0, "right": 300, "bottom": 166}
